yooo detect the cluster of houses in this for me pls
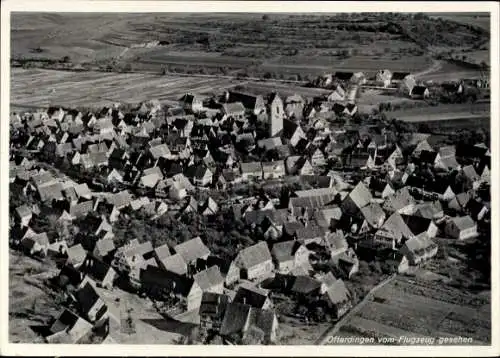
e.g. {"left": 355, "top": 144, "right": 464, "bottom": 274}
{"left": 9, "top": 79, "right": 491, "bottom": 344}
{"left": 311, "top": 70, "right": 489, "bottom": 102}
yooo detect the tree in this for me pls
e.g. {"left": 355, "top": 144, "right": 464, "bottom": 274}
{"left": 262, "top": 14, "right": 269, "bottom": 21}
{"left": 61, "top": 55, "right": 71, "bottom": 63}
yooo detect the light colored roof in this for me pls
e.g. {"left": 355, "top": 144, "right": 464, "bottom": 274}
{"left": 403, "top": 233, "right": 436, "bottom": 253}
{"left": 377, "top": 212, "right": 414, "bottom": 240}
{"left": 94, "top": 238, "right": 115, "bottom": 257}
{"left": 462, "top": 165, "right": 479, "bottom": 180}
{"left": 347, "top": 181, "right": 372, "bottom": 209}
{"left": 222, "top": 102, "right": 246, "bottom": 114}
{"left": 174, "top": 236, "right": 211, "bottom": 263}
{"left": 193, "top": 266, "right": 224, "bottom": 291}
{"left": 66, "top": 244, "right": 87, "bottom": 266}
{"left": 451, "top": 215, "right": 476, "bottom": 230}
{"left": 16, "top": 205, "right": 32, "bottom": 218}
{"left": 154, "top": 244, "right": 171, "bottom": 260}
{"left": 149, "top": 144, "right": 170, "bottom": 159}
{"left": 241, "top": 162, "right": 262, "bottom": 174}
{"left": 325, "top": 279, "right": 351, "bottom": 304}
{"left": 360, "top": 203, "right": 385, "bottom": 227}
{"left": 383, "top": 187, "right": 415, "bottom": 212}
{"left": 159, "top": 253, "right": 187, "bottom": 275}
{"left": 237, "top": 241, "right": 272, "bottom": 269}
{"left": 74, "top": 183, "right": 91, "bottom": 199}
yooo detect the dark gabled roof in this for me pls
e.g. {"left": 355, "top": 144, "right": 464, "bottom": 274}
{"left": 80, "top": 253, "right": 114, "bottom": 282}
{"left": 233, "top": 285, "right": 269, "bottom": 309}
{"left": 290, "top": 275, "right": 322, "bottom": 295}
{"left": 411, "top": 86, "right": 428, "bottom": 95}
{"left": 391, "top": 72, "right": 410, "bottom": 80}
{"left": 75, "top": 282, "right": 102, "bottom": 316}
{"left": 140, "top": 265, "right": 194, "bottom": 297}
{"left": 334, "top": 72, "right": 354, "bottom": 81}
{"left": 401, "top": 215, "right": 433, "bottom": 236}
{"left": 227, "top": 91, "right": 263, "bottom": 111}
{"left": 200, "top": 292, "right": 229, "bottom": 319}
{"left": 271, "top": 240, "right": 302, "bottom": 263}
{"left": 220, "top": 302, "right": 252, "bottom": 337}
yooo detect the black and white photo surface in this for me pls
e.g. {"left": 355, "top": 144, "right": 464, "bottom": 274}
{"left": 1, "top": 1, "right": 499, "bottom": 355}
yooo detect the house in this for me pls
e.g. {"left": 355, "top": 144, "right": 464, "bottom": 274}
{"left": 374, "top": 212, "right": 414, "bottom": 249}
{"left": 462, "top": 165, "right": 481, "bottom": 189}
{"left": 409, "top": 85, "right": 430, "bottom": 99}
{"left": 174, "top": 236, "right": 211, "bottom": 268}
{"left": 465, "top": 199, "right": 489, "bottom": 221}
{"left": 261, "top": 161, "right": 286, "bottom": 179}
{"left": 46, "top": 309, "right": 93, "bottom": 344}
{"left": 179, "top": 93, "right": 203, "bottom": 113}
{"left": 444, "top": 215, "right": 478, "bottom": 240}
{"left": 271, "top": 240, "right": 310, "bottom": 274}
{"left": 341, "top": 181, "right": 372, "bottom": 215}
{"left": 20, "top": 232, "right": 49, "bottom": 257}
{"left": 412, "top": 139, "right": 434, "bottom": 158}
{"left": 376, "top": 69, "right": 393, "bottom": 88}
{"left": 93, "top": 238, "right": 115, "bottom": 259}
{"left": 257, "top": 137, "right": 283, "bottom": 152}
{"left": 157, "top": 253, "right": 188, "bottom": 276}
{"left": 225, "top": 91, "right": 266, "bottom": 115}
{"left": 322, "top": 230, "right": 349, "bottom": 259}
{"left": 199, "top": 292, "right": 230, "bottom": 331}
{"left": 240, "top": 162, "right": 263, "bottom": 181}
{"left": 38, "top": 182, "right": 64, "bottom": 203}
{"left": 66, "top": 244, "right": 87, "bottom": 268}
{"left": 112, "top": 240, "right": 154, "bottom": 282}
{"left": 282, "top": 119, "right": 306, "bottom": 147}
{"left": 414, "top": 201, "right": 444, "bottom": 220}
{"left": 382, "top": 187, "right": 416, "bottom": 215}
{"left": 385, "top": 251, "right": 410, "bottom": 274}
{"left": 323, "top": 279, "right": 352, "bottom": 319}
{"left": 327, "top": 85, "right": 346, "bottom": 102}
{"left": 15, "top": 205, "right": 33, "bottom": 227}
{"left": 140, "top": 266, "right": 203, "bottom": 311}
{"left": 221, "top": 102, "right": 246, "bottom": 120}
{"left": 233, "top": 241, "right": 274, "bottom": 281}
{"left": 285, "top": 156, "right": 314, "bottom": 176}
{"left": 199, "top": 197, "right": 219, "bottom": 216}
{"left": 193, "top": 266, "right": 225, "bottom": 294}
{"left": 401, "top": 215, "right": 438, "bottom": 238}
{"left": 79, "top": 254, "right": 117, "bottom": 289}
{"left": 399, "top": 233, "right": 438, "bottom": 266}
{"left": 74, "top": 282, "right": 108, "bottom": 323}
{"left": 337, "top": 250, "right": 360, "bottom": 279}
{"left": 448, "top": 192, "right": 471, "bottom": 212}
{"left": 185, "top": 164, "right": 213, "bottom": 187}
{"left": 233, "top": 284, "right": 273, "bottom": 309}
{"left": 359, "top": 203, "right": 386, "bottom": 229}
{"left": 368, "top": 179, "right": 395, "bottom": 199}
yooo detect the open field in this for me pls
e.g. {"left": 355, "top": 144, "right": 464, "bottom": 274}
{"left": 10, "top": 68, "right": 247, "bottom": 109}
{"left": 386, "top": 102, "right": 490, "bottom": 123}
{"left": 428, "top": 13, "right": 490, "bottom": 31}
{"left": 12, "top": 13, "right": 488, "bottom": 78}
{"left": 328, "top": 276, "right": 491, "bottom": 345}
{"left": 9, "top": 250, "right": 60, "bottom": 343}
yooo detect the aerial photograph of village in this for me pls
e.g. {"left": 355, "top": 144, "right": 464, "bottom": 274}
{"left": 8, "top": 10, "right": 492, "bottom": 346}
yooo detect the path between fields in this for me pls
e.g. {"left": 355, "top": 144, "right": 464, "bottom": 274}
{"left": 413, "top": 59, "right": 442, "bottom": 79}
{"left": 315, "top": 274, "right": 397, "bottom": 345}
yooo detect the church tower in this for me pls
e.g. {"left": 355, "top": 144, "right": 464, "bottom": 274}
{"left": 268, "top": 92, "right": 284, "bottom": 137}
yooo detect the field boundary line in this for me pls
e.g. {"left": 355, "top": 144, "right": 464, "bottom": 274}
{"left": 315, "top": 273, "right": 397, "bottom": 345}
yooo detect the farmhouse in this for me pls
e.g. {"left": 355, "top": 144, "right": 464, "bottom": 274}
{"left": 233, "top": 241, "right": 274, "bottom": 281}
{"left": 400, "top": 233, "right": 438, "bottom": 266}
{"left": 444, "top": 215, "right": 478, "bottom": 240}
{"left": 410, "top": 86, "right": 430, "bottom": 99}
{"left": 271, "top": 240, "right": 310, "bottom": 274}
